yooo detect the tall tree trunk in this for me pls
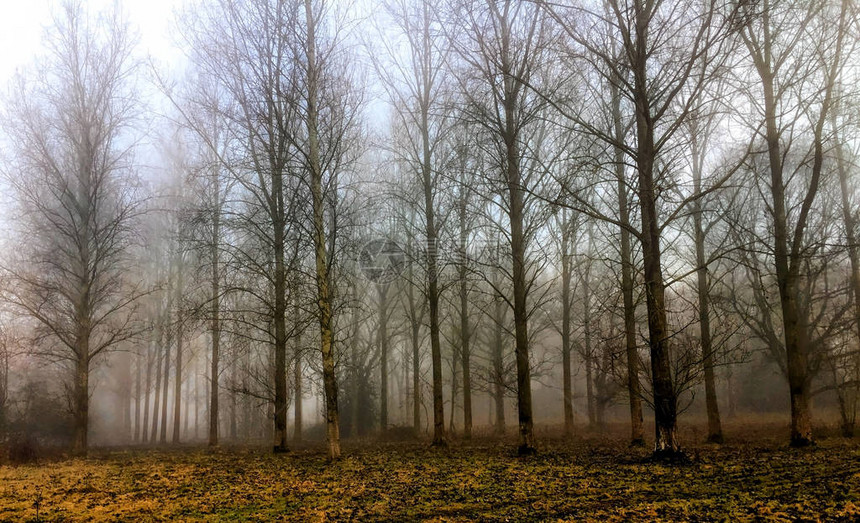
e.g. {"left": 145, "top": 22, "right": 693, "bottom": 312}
{"left": 505, "top": 98, "right": 535, "bottom": 455}
{"left": 406, "top": 235, "right": 422, "bottom": 435}
{"left": 272, "top": 161, "right": 289, "bottom": 453}
{"left": 637, "top": 158, "right": 678, "bottom": 454}
{"left": 205, "top": 351, "right": 211, "bottom": 439}
{"left": 230, "top": 369, "right": 237, "bottom": 442}
{"left": 560, "top": 211, "right": 574, "bottom": 437}
{"left": 194, "top": 360, "right": 200, "bottom": 440}
{"left": 350, "top": 344, "right": 360, "bottom": 437}
{"left": 379, "top": 284, "right": 390, "bottom": 431}
{"left": 509, "top": 172, "right": 536, "bottom": 454}
{"left": 305, "top": 0, "right": 340, "bottom": 460}
{"left": 159, "top": 264, "right": 173, "bottom": 446}
{"left": 610, "top": 68, "right": 645, "bottom": 446}
{"left": 492, "top": 268, "right": 506, "bottom": 436}
{"left": 142, "top": 338, "right": 153, "bottom": 444}
{"left": 449, "top": 342, "right": 459, "bottom": 434}
{"left": 424, "top": 130, "right": 445, "bottom": 446}
{"left": 0, "top": 346, "right": 7, "bottom": 442}
{"left": 498, "top": 11, "right": 535, "bottom": 455}
{"left": 134, "top": 351, "right": 141, "bottom": 443}
{"left": 423, "top": 119, "right": 445, "bottom": 447}
{"left": 459, "top": 286, "right": 472, "bottom": 440}
{"left": 583, "top": 241, "right": 595, "bottom": 427}
{"left": 727, "top": 365, "right": 737, "bottom": 419}
{"left": 595, "top": 353, "right": 608, "bottom": 429}
{"left": 834, "top": 102, "right": 860, "bottom": 438}
{"left": 150, "top": 328, "right": 163, "bottom": 444}
{"left": 585, "top": 352, "right": 595, "bottom": 427}
{"left": 459, "top": 194, "right": 472, "bottom": 440}
{"left": 172, "top": 263, "right": 184, "bottom": 444}
{"left": 413, "top": 2, "right": 446, "bottom": 447}
{"left": 160, "top": 315, "right": 171, "bottom": 445}
{"left": 242, "top": 369, "right": 252, "bottom": 440}
{"left": 209, "top": 207, "right": 221, "bottom": 447}
{"left": 400, "top": 343, "right": 409, "bottom": 424}
{"left": 741, "top": 0, "right": 846, "bottom": 448}
{"left": 120, "top": 353, "right": 132, "bottom": 443}
{"left": 691, "top": 131, "right": 723, "bottom": 444}
{"left": 294, "top": 330, "right": 303, "bottom": 444}
{"left": 73, "top": 350, "right": 89, "bottom": 454}
{"left": 409, "top": 276, "right": 421, "bottom": 435}
{"left": 183, "top": 371, "right": 189, "bottom": 440}
{"left": 72, "top": 213, "right": 93, "bottom": 454}
{"left": 632, "top": 1, "right": 679, "bottom": 455}
{"left": 754, "top": 49, "right": 811, "bottom": 449}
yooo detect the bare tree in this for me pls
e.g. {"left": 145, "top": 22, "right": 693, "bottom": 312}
{"left": 448, "top": 0, "right": 558, "bottom": 456}
{"left": 0, "top": 1, "right": 144, "bottom": 455}
{"left": 298, "top": 0, "right": 365, "bottom": 460}
{"left": 832, "top": 86, "right": 860, "bottom": 436}
{"left": 174, "top": 78, "right": 234, "bottom": 448}
{"left": 686, "top": 105, "right": 725, "bottom": 443}
{"left": 544, "top": 0, "right": 739, "bottom": 457}
{"left": 737, "top": 0, "right": 851, "bottom": 446}
{"left": 555, "top": 208, "right": 577, "bottom": 436}
{"left": 180, "top": 0, "right": 318, "bottom": 454}
{"left": 0, "top": 323, "right": 18, "bottom": 442}
{"left": 370, "top": 0, "right": 455, "bottom": 446}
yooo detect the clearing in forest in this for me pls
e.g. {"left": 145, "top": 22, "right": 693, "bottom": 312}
{"left": 1, "top": 428, "right": 858, "bottom": 521}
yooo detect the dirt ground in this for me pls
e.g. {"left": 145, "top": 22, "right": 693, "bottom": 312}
{"left": 1, "top": 422, "right": 858, "bottom": 522}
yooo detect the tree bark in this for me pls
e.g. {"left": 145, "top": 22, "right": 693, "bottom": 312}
{"left": 495, "top": 2, "right": 536, "bottom": 455}
{"left": 582, "top": 240, "right": 595, "bottom": 427}
{"left": 833, "top": 101, "right": 860, "bottom": 438}
{"left": 691, "top": 131, "right": 722, "bottom": 444}
{"left": 407, "top": 1, "right": 447, "bottom": 447}
{"left": 459, "top": 246, "right": 472, "bottom": 438}
{"left": 269, "top": 120, "right": 289, "bottom": 453}
{"left": 134, "top": 351, "right": 141, "bottom": 443}
{"left": 449, "top": 342, "right": 459, "bottom": 434}
{"left": 160, "top": 309, "right": 171, "bottom": 445}
{"left": 560, "top": 210, "right": 574, "bottom": 437}
{"left": 493, "top": 337, "right": 506, "bottom": 434}
{"left": 142, "top": 338, "right": 153, "bottom": 444}
{"left": 610, "top": 69, "right": 645, "bottom": 446}
{"left": 72, "top": 157, "right": 94, "bottom": 455}
{"left": 741, "top": 0, "right": 845, "bottom": 445}
{"left": 407, "top": 244, "right": 422, "bottom": 435}
{"left": 0, "top": 345, "right": 8, "bottom": 442}
{"left": 458, "top": 186, "right": 472, "bottom": 439}
{"left": 631, "top": 0, "right": 679, "bottom": 455}
{"left": 294, "top": 329, "right": 303, "bottom": 445}
{"left": 120, "top": 353, "right": 132, "bottom": 443}
{"left": 379, "top": 284, "right": 390, "bottom": 431}
{"left": 150, "top": 326, "right": 163, "bottom": 444}
{"left": 209, "top": 192, "right": 221, "bottom": 447}
{"left": 172, "top": 261, "right": 184, "bottom": 444}
{"left": 72, "top": 350, "right": 89, "bottom": 454}
{"left": 492, "top": 265, "right": 506, "bottom": 436}
{"left": 305, "top": 0, "right": 340, "bottom": 460}
{"left": 230, "top": 363, "right": 237, "bottom": 442}
{"left": 272, "top": 165, "right": 289, "bottom": 452}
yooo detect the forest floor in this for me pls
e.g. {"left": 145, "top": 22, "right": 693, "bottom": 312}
{"left": 1, "top": 422, "right": 859, "bottom": 522}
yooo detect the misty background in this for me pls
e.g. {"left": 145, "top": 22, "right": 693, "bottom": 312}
{"left": 0, "top": 0, "right": 856, "bottom": 458}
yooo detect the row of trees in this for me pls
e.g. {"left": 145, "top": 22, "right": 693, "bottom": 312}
{"left": 0, "top": 0, "right": 858, "bottom": 460}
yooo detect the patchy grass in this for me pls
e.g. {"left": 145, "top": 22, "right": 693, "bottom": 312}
{"left": 1, "top": 429, "right": 859, "bottom": 521}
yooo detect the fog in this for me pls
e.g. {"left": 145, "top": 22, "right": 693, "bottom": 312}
{"left": 0, "top": 0, "right": 857, "bottom": 463}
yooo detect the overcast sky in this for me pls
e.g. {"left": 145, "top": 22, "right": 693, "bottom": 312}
{"left": 0, "top": 0, "right": 183, "bottom": 85}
